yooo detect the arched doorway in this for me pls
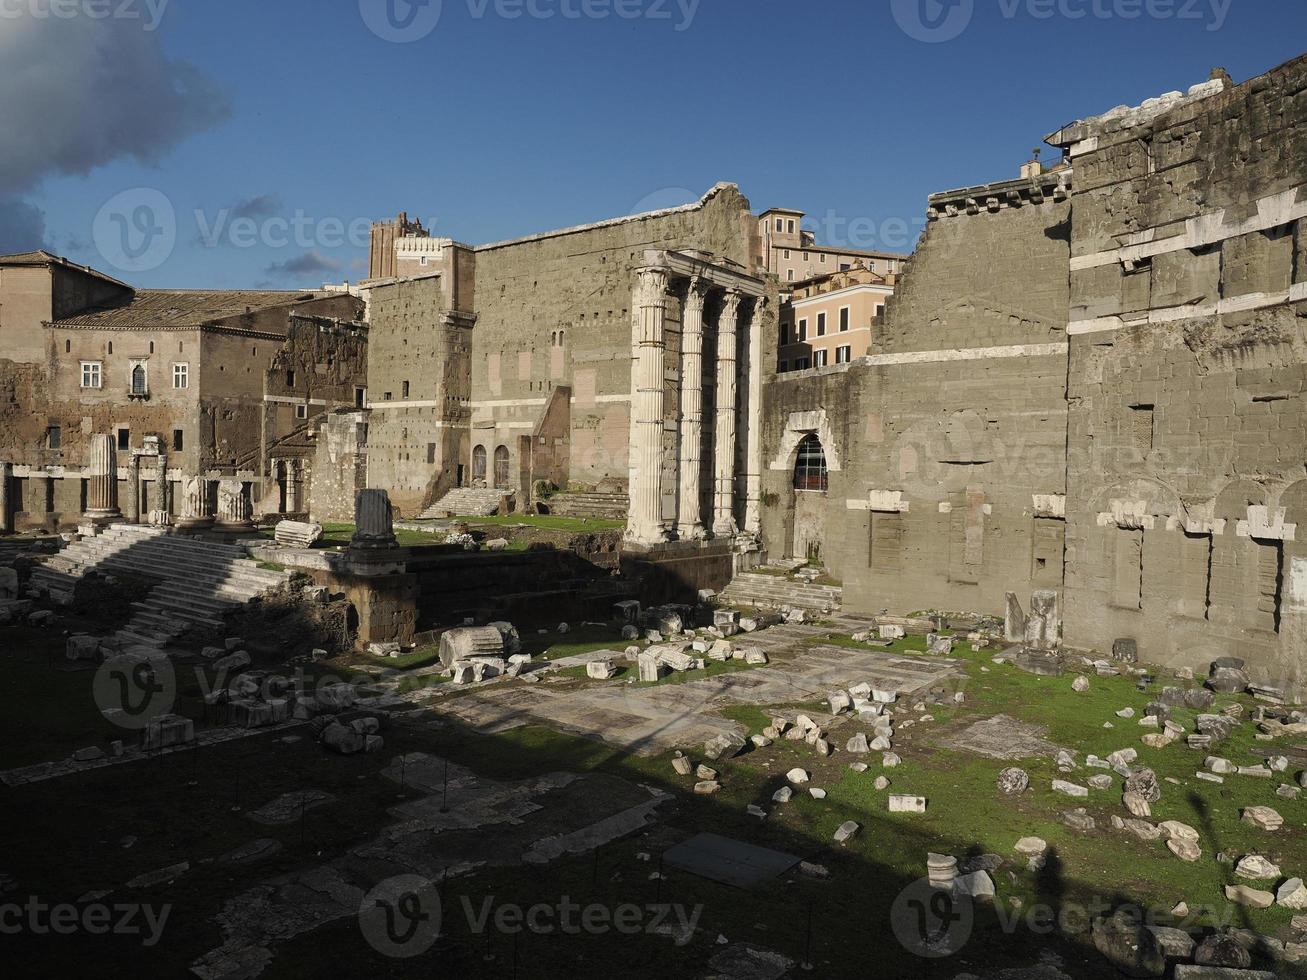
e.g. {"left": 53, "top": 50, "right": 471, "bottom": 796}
{"left": 792, "top": 433, "right": 828, "bottom": 560}
{"left": 471, "top": 445, "right": 487, "bottom": 486}
{"left": 493, "top": 445, "right": 510, "bottom": 488}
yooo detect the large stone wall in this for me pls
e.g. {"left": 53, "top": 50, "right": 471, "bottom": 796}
{"left": 761, "top": 175, "right": 1073, "bottom": 617}
{"left": 469, "top": 183, "right": 756, "bottom": 492}
{"left": 364, "top": 276, "right": 472, "bottom": 515}
{"left": 1057, "top": 56, "right": 1307, "bottom": 682}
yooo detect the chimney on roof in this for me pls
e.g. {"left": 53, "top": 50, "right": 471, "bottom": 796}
{"left": 1020, "top": 148, "right": 1044, "bottom": 180}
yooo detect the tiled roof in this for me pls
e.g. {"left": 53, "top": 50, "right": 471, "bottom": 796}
{"left": 0, "top": 250, "right": 133, "bottom": 289}
{"left": 53, "top": 289, "right": 323, "bottom": 329}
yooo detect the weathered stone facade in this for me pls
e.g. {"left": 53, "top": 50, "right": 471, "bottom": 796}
{"left": 760, "top": 55, "right": 1307, "bottom": 682}
{"left": 362, "top": 184, "right": 774, "bottom": 523}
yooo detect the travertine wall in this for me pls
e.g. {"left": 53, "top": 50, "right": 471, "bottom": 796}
{"left": 762, "top": 176, "right": 1073, "bottom": 617}
{"left": 469, "top": 183, "right": 755, "bottom": 492}
{"left": 364, "top": 275, "right": 472, "bottom": 515}
{"left": 1058, "top": 56, "right": 1307, "bottom": 681}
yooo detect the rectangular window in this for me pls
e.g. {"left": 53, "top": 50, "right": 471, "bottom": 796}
{"left": 383, "top": 392, "right": 393, "bottom": 401}
{"left": 787, "top": 220, "right": 795, "bottom": 233}
{"left": 173, "top": 363, "right": 189, "bottom": 389}
{"left": 870, "top": 511, "right": 904, "bottom": 571}
{"left": 46, "top": 425, "right": 61, "bottom": 450}
{"left": 355, "top": 387, "right": 366, "bottom": 408}
{"left": 775, "top": 218, "right": 783, "bottom": 232}
{"left": 427, "top": 443, "right": 437, "bottom": 464}
{"left": 839, "top": 307, "right": 850, "bottom": 332}
{"left": 172, "top": 429, "right": 184, "bottom": 452}
{"left": 402, "top": 381, "right": 410, "bottom": 398}
{"left": 816, "top": 312, "right": 826, "bottom": 336}
{"left": 786, "top": 269, "right": 794, "bottom": 281}
{"left": 798, "top": 318, "right": 808, "bottom": 342}
{"left": 783, "top": 249, "right": 790, "bottom": 259}
{"left": 795, "top": 357, "right": 810, "bottom": 370}
{"left": 296, "top": 404, "right": 309, "bottom": 420}
{"left": 1130, "top": 405, "right": 1155, "bottom": 453}
{"left": 836, "top": 345, "right": 851, "bottom": 364}
{"left": 803, "top": 252, "right": 809, "bottom": 261}
{"left": 814, "top": 349, "right": 828, "bottom": 367}
{"left": 1113, "top": 528, "right": 1144, "bottom": 610}
{"left": 1254, "top": 539, "right": 1283, "bottom": 633}
{"left": 80, "top": 361, "right": 102, "bottom": 389}
{"left": 779, "top": 323, "right": 789, "bottom": 346}
{"left": 820, "top": 254, "right": 826, "bottom": 264}
{"left": 870, "top": 261, "right": 877, "bottom": 273}
{"left": 286, "top": 369, "right": 296, "bottom": 387}
{"left": 840, "top": 263, "right": 850, "bottom": 272}
{"left": 117, "top": 428, "right": 130, "bottom": 451}
{"left": 875, "top": 304, "right": 885, "bottom": 317}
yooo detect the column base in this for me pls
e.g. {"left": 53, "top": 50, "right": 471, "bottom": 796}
{"left": 174, "top": 516, "right": 215, "bottom": 533}
{"left": 676, "top": 523, "right": 707, "bottom": 541}
{"left": 82, "top": 510, "right": 122, "bottom": 529}
{"left": 712, "top": 520, "right": 738, "bottom": 539}
{"left": 624, "top": 525, "right": 670, "bottom": 547}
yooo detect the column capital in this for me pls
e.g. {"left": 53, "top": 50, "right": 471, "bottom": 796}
{"left": 683, "top": 275, "right": 711, "bottom": 312}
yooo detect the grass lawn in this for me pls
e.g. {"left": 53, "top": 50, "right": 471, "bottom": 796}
{"left": 459, "top": 514, "right": 624, "bottom": 533}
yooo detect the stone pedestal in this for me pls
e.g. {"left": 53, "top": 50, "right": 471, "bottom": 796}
{"left": 626, "top": 267, "right": 671, "bottom": 546}
{"left": 83, "top": 434, "right": 122, "bottom": 527}
{"left": 215, "top": 479, "right": 254, "bottom": 532}
{"left": 677, "top": 276, "right": 709, "bottom": 541}
{"left": 175, "top": 476, "right": 214, "bottom": 532}
{"left": 712, "top": 290, "right": 741, "bottom": 537}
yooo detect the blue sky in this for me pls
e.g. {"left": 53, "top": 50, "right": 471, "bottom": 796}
{"left": 3, "top": 0, "right": 1304, "bottom": 288}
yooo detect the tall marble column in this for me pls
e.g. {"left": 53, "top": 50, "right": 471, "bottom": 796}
{"left": 215, "top": 479, "right": 253, "bottom": 531}
{"left": 84, "top": 434, "right": 122, "bottom": 526}
{"left": 351, "top": 488, "right": 397, "bottom": 550}
{"left": 176, "top": 475, "right": 214, "bottom": 531}
{"left": 743, "top": 296, "right": 768, "bottom": 538}
{"left": 712, "top": 289, "right": 742, "bottom": 537}
{"left": 676, "top": 276, "right": 710, "bottom": 541}
{"left": 126, "top": 454, "right": 142, "bottom": 524}
{"left": 155, "top": 455, "right": 170, "bottom": 517}
{"left": 625, "top": 266, "right": 671, "bottom": 546}
{"left": 285, "top": 461, "right": 299, "bottom": 513}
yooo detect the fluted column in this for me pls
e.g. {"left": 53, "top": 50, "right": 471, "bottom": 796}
{"left": 676, "top": 276, "right": 710, "bottom": 540}
{"left": 625, "top": 266, "right": 671, "bottom": 546}
{"left": 743, "top": 296, "right": 768, "bottom": 538}
{"left": 712, "top": 289, "right": 742, "bottom": 537}
{"left": 351, "top": 488, "right": 397, "bottom": 550}
{"left": 84, "top": 434, "right": 122, "bottom": 525}
{"left": 176, "top": 475, "right": 214, "bottom": 531}
{"left": 286, "top": 461, "right": 300, "bottom": 513}
{"left": 155, "top": 455, "right": 169, "bottom": 517}
{"left": 215, "top": 479, "right": 253, "bottom": 530}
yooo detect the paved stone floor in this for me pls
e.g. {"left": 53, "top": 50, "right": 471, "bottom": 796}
{"left": 424, "top": 633, "right": 961, "bottom": 757}
{"left": 193, "top": 752, "right": 670, "bottom": 978}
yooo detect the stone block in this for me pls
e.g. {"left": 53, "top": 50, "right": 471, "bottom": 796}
{"left": 143, "top": 714, "right": 195, "bottom": 751}
{"left": 65, "top": 635, "right": 101, "bottom": 661}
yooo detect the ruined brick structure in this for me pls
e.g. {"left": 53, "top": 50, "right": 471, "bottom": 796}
{"left": 760, "top": 55, "right": 1307, "bottom": 682}
{"left": 359, "top": 184, "right": 773, "bottom": 524}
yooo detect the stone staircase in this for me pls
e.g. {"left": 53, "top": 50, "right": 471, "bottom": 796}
{"left": 32, "top": 524, "right": 292, "bottom": 647}
{"left": 419, "top": 487, "right": 510, "bottom": 519}
{"left": 719, "top": 570, "right": 844, "bottom": 613}
{"left": 545, "top": 491, "right": 629, "bottom": 521}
